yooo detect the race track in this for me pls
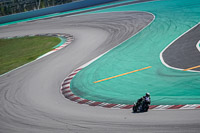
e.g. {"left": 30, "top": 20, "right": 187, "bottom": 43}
{"left": 0, "top": 3, "right": 200, "bottom": 133}
{"left": 162, "top": 24, "right": 200, "bottom": 71}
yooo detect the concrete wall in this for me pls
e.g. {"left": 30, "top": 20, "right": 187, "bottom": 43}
{"left": 0, "top": 0, "right": 118, "bottom": 24}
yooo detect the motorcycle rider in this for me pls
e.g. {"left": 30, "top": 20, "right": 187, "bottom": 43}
{"left": 144, "top": 92, "right": 151, "bottom": 105}
{"left": 134, "top": 92, "right": 151, "bottom": 112}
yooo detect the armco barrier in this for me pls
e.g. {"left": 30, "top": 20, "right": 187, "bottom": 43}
{"left": 0, "top": 0, "right": 118, "bottom": 24}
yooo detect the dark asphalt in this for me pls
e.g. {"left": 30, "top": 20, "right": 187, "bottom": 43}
{"left": 162, "top": 24, "right": 200, "bottom": 71}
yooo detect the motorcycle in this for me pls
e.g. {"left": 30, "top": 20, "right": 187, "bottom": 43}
{"left": 132, "top": 97, "right": 150, "bottom": 113}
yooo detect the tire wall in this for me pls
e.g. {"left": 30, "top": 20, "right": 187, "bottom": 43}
{"left": 0, "top": 0, "right": 118, "bottom": 24}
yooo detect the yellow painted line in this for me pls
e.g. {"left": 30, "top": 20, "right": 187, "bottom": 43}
{"left": 94, "top": 66, "right": 152, "bottom": 83}
{"left": 183, "top": 65, "right": 200, "bottom": 71}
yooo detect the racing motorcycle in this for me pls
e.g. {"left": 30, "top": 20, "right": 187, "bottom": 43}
{"left": 132, "top": 96, "right": 150, "bottom": 113}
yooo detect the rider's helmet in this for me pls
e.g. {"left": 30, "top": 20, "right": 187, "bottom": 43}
{"left": 146, "top": 92, "right": 150, "bottom": 97}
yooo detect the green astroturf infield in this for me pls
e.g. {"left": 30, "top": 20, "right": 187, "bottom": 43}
{"left": 70, "top": 0, "right": 200, "bottom": 105}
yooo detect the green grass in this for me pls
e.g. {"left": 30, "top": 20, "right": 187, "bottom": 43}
{"left": 0, "top": 36, "right": 61, "bottom": 75}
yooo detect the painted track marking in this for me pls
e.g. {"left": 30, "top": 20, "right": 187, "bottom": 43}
{"left": 94, "top": 66, "right": 152, "bottom": 83}
{"left": 183, "top": 65, "right": 200, "bottom": 71}
{"left": 61, "top": 67, "right": 200, "bottom": 110}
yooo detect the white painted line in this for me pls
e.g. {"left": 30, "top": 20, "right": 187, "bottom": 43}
{"left": 152, "top": 105, "right": 173, "bottom": 110}
{"left": 114, "top": 104, "right": 126, "bottom": 108}
{"left": 86, "top": 101, "right": 95, "bottom": 104}
{"left": 67, "top": 95, "right": 76, "bottom": 99}
{"left": 64, "top": 91, "right": 73, "bottom": 95}
{"left": 98, "top": 103, "right": 108, "bottom": 106}
{"left": 160, "top": 23, "right": 200, "bottom": 73}
{"left": 180, "top": 104, "right": 200, "bottom": 109}
{"left": 37, "top": 51, "right": 55, "bottom": 60}
{"left": 77, "top": 11, "right": 155, "bottom": 70}
{"left": 75, "top": 98, "right": 85, "bottom": 102}
{"left": 196, "top": 40, "right": 200, "bottom": 52}
{"left": 62, "top": 89, "right": 70, "bottom": 93}
{"left": 68, "top": 75, "right": 76, "bottom": 78}
{"left": 62, "top": 82, "right": 70, "bottom": 86}
{"left": 62, "top": 85, "right": 70, "bottom": 89}
{"left": 0, "top": 34, "right": 73, "bottom": 77}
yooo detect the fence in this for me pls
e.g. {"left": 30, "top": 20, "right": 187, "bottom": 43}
{"left": 0, "top": 0, "right": 119, "bottom": 24}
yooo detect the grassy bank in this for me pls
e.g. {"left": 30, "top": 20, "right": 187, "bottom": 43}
{"left": 0, "top": 36, "right": 61, "bottom": 75}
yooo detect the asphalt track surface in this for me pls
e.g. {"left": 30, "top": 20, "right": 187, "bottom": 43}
{"left": 0, "top": 11, "right": 200, "bottom": 133}
{"left": 162, "top": 24, "right": 200, "bottom": 71}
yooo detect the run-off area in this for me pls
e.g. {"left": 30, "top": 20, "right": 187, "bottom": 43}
{"left": 71, "top": 0, "right": 200, "bottom": 105}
